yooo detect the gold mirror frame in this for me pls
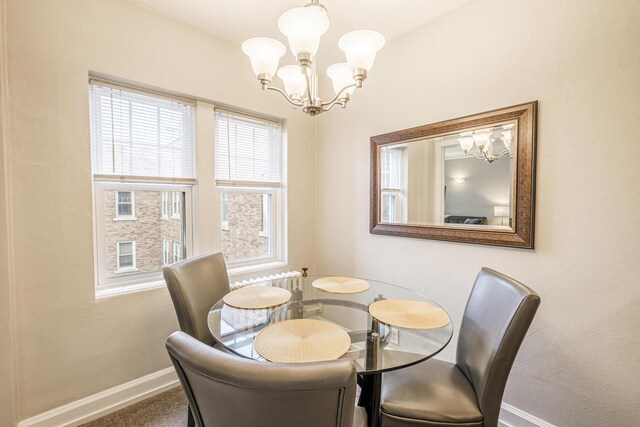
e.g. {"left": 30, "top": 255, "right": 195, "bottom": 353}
{"left": 370, "top": 102, "right": 537, "bottom": 249}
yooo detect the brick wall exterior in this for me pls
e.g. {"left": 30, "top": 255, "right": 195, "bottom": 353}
{"left": 103, "top": 190, "right": 269, "bottom": 279}
{"left": 104, "top": 191, "right": 183, "bottom": 278}
{"left": 221, "top": 193, "right": 269, "bottom": 261}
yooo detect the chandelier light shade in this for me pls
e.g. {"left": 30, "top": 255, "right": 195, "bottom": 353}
{"left": 241, "top": 0, "right": 385, "bottom": 116}
{"left": 277, "top": 6, "right": 330, "bottom": 58}
{"left": 277, "top": 65, "right": 308, "bottom": 99}
{"left": 326, "top": 63, "right": 356, "bottom": 96}
{"left": 338, "top": 30, "right": 386, "bottom": 72}
{"left": 241, "top": 37, "right": 286, "bottom": 77}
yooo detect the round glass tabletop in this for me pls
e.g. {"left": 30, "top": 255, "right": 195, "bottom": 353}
{"left": 207, "top": 275, "right": 453, "bottom": 374}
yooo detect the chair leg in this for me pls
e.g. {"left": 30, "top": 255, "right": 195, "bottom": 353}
{"left": 187, "top": 406, "right": 195, "bottom": 427}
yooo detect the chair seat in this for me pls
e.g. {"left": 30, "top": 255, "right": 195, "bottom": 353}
{"left": 380, "top": 359, "right": 483, "bottom": 427}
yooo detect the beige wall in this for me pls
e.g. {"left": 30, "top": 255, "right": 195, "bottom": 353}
{"left": 5, "top": 0, "right": 316, "bottom": 420}
{"left": 316, "top": 0, "right": 640, "bottom": 425}
{"left": 1, "top": 0, "right": 17, "bottom": 424}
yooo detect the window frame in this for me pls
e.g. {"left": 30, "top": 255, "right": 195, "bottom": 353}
{"left": 90, "top": 78, "right": 288, "bottom": 297}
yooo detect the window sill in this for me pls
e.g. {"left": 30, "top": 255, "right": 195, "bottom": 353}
{"left": 95, "top": 261, "right": 288, "bottom": 300}
{"left": 115, "top": 267, "right": 138, "bottom": 273}
{"left": 227, "top": 260, "right": 288, "bottom": 278}
{"left": 114, "top": 217, "right": 137, "bottom": 221}
{"left": 96, "top": 279, "right": 165, "bottom": 300}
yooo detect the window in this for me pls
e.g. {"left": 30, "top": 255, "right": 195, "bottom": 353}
{"left": 380, "top": 146, "right": 406, "bottom": 223}
{"left": 161, "top": 192, "right": 169, "bottom": 218}
{"left": 115, "top": 191, "right": 135, "bottom": 219}
{"left": 214, "top": 110, "right": 282, "bottom": 266}
{"left": 172, "top": 191, "right": 181, "bottom": 218}
{"left": 221, "top": 193, "right": 229, "bottom": 231}
{"left": 91, "top": 79, "right": 287, "bottom": 294}
{"left": 259, "top": 194, "right": 270, "bottom": 237}
{"left": 173, "top": 242, "right": 181, "bottom": 263}
{"left": 91, "top": 81, "right": 194, "bottom": 289}
{"left": 117, "top": 241, "right": 136, "bottom": 271}
{"left": 162, "top": 239, "right": 171, "bottom": 265}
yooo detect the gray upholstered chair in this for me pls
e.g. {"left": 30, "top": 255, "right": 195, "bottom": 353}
{"left": 163, "top": 252, "right": 230, "bottom": 347}
{"left": 380, "top": 267, "right": 540, "bottom": 427}
{"left": 163, "top": 252, "right": 231, "bottom": 427}
{"left": 166, "top": 331, "right": 367, "bottom": 427}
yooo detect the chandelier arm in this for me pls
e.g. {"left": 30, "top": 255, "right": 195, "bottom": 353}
{"left": 494, "top": 148, "right": 511, "bottom": 159}
{"left": 266, "top": 86, "right": 304, "bottom": 107}
{"left": 466, "top": 152, "right": 486, "bottom": 161}
{"left": 321, "top": 99, "right": 346, "bottom": 112}
{"left": 320, "top": 83, "right": 357, "bottom": 107}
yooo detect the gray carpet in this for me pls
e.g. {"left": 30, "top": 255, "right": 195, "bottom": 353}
{"left": 81, "top": 386, "right": 187, "bottom": 427}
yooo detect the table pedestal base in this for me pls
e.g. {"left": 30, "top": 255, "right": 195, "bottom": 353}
{"left": 358, "top": 373, "right": 382, "bottom": 427}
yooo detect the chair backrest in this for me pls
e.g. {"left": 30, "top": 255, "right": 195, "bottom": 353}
{"left": 166, "top": 331, "right": 358, "bottom": 427}
{"left": 163, "top": 252, "right": 230, "bottom": 346}
{"left": 456, "top": 267, "right": 540, "bottom": 426}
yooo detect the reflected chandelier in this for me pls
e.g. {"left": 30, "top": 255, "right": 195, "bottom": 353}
{"left": 457, "top": 125, "right": 515, "bottom": 164}
{"left": 241, "top": 0, "right": 385, "bottom": 117}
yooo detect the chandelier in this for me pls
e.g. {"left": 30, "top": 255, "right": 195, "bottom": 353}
{"left": 456, "top": 126, "right": 515, "bottom": 164}
{"left": 241, "top": 0, "right": 385, "bottom": 117}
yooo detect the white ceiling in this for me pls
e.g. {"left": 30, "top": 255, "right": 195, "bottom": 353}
{"left": 130, "top": 0, "right": 472, "bottom": 70}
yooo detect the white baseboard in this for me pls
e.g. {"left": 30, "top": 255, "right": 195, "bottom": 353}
{"left": 18, "top": 367, "right": 178, "bottom": 427}
{"left": 17, "top": 366, "right": 553, "bottom": 427}
{"left": 500, "top": 402, "right": 556, "bottom": 427}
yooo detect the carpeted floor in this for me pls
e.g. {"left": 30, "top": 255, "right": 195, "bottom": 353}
{"left": 81, "top": 386, "right": 188, "bottom": 427}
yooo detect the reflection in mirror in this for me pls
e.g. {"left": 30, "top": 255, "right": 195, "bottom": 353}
{"left": 379, "top": 121, "right": 517, "bottom": 230}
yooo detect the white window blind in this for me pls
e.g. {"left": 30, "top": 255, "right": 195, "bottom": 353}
{"left": 214, "top": 110, "right": 281, "bottom": 187}
{"left": 90, "top": 82, "right": 196, "bottom": 182}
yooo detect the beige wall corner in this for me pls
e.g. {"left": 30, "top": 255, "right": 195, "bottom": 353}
{"left": 1, "top": 0, "right": 17, "bottom": 424}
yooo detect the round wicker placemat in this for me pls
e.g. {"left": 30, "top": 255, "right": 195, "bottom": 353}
{"left": 222, "top": 286, "right": 291, "bottom": 310}
{"left": 369, "top": 299, "right": 450, "bottom": 330}
{"left": 312, "top": 277, "right": 370, "bottom": 294}
{"left": 253, "top": 319, "right": 351, "bottom": 363}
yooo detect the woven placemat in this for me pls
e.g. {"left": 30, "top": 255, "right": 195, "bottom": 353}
{"left": 253, "top": 319, "right": 351, "bottom": 363}
{"left": 312, "top": 277, "right": 370, "bottom": 294}
{"left": 369, "top": 299, "right": 450, "bottom": 330}
{"left": 223, "top": 286, "right": 291, "bottom": 310}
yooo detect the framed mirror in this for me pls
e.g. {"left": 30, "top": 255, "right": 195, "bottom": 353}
{"left": 370, "top": 102, "right": 537, "bottom": 249}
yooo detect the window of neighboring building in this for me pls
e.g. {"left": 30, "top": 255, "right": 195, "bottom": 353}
{"left": 115, "top": 191, "right": 135, "bottom": 219}
{"left": 221, "top": 193, "right": 229, "bottom": 231}
{"left": 172, "top": 191, "right": 181, "bottom": 218}
{"left": 214, "top": 110, "right": 282, "bottom": 266}
{"left": 173, "top": 242, "right": 181, "bottom": 263}
{"left": 117, "top": 241, "right": 136, "bottom": 271}
{"left": 91, "top": 81, "right": 194, "bottom": 289}
{"left": 161, "top": 192, "right": 169, "bottom": 219}
{"left": 259, "top": 193, "right": 270, "bottom": 237}
{"left": 162, "top": 239, "right": 171, "bottom": 265}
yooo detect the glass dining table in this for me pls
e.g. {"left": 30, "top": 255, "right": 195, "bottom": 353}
{"left": 207, "top": 274, "right": 453, "bottom": 427}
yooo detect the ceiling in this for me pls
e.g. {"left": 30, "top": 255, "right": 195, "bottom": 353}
{"left": 129, "top": 0, "right": 472, "bottom": 70}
